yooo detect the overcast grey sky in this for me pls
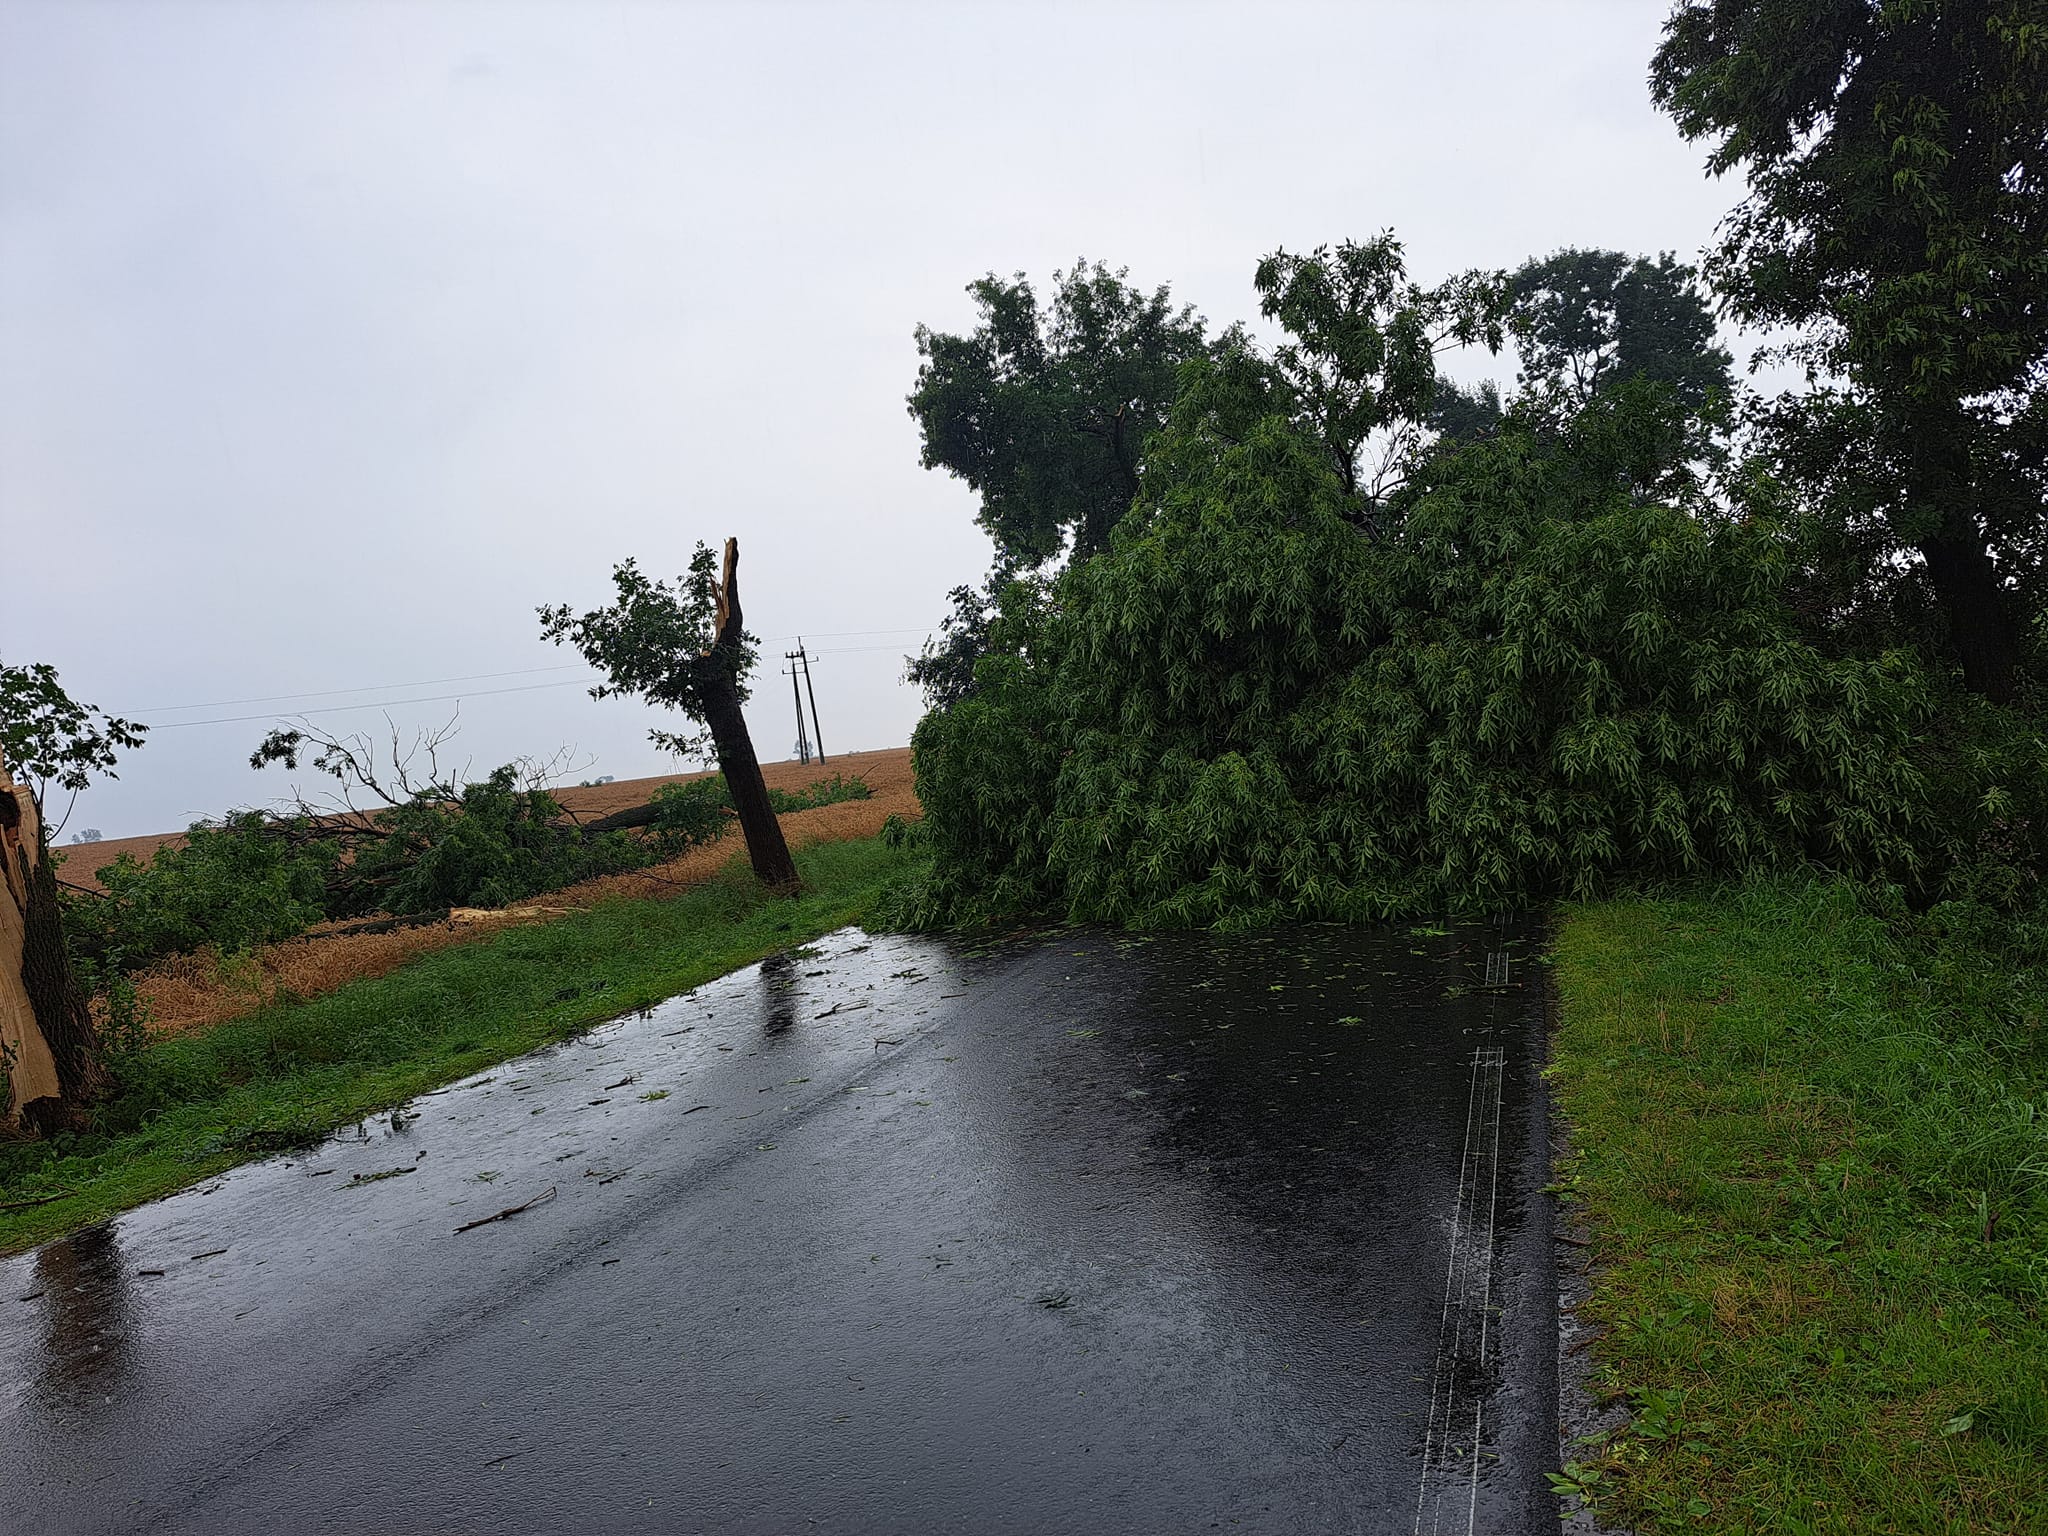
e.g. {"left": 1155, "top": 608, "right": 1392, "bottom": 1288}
{"left": 3, "top": 0, "right": 1747, "bottom": 837}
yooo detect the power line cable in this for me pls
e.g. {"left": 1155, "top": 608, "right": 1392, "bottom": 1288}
{"left": 130, "top": 662, "right": 593, "bottom": 716}
{"left": 807, "top": 642, "right": 934, "bottom": 656}
{"left": 152, "top": 675, "right": 607, "bottom": 730}
{"left": 757, "top": 626, "right": 937, "bottom": 642}
{"left": 128, "top": 633, "right": 941, "bottom": 715}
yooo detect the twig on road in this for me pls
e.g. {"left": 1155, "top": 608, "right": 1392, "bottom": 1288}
{"left": 454, "top": 1185, "right": 558, "bottom": 1234}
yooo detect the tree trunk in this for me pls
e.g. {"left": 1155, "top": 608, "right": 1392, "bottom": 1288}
{"left": 1909, "top": 414, "right": 2021, "bottom": 703}
{"left": 582, "top": 800, "right": 663, "bottom": 835}
{"left": 703, "top": 538, "right": 799, "bottom": 893}
{"left": 1919, "top": 528, "right": 2020, "bottom": 704}
{"left": 2, "top": 755, "right": 102, "bottom": 1132}
{"left": 703, "top": 680, "right": 798, "bottom": 893}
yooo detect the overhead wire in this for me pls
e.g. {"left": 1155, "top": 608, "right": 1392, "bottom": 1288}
{"left": 132, "top": 662, "right": 594, "bottom": 716}
{"left": 150, "top": 676, "right": 608, "bottom": 730}
{"left": 126, "top": 630, "right": 939, "bottom": 718}
{"left": 122, "top": 627, "right": 941, "bottom": 732}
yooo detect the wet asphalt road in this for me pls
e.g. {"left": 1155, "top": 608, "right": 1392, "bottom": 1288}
{"left": 1, "top": 922, "right": 1557, "bottom": 1535}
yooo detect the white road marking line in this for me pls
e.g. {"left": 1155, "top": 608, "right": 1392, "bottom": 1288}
{"left": 1416, "top": 1044, "right": 1507, "bottom": 1536}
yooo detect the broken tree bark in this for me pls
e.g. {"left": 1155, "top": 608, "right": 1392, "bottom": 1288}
{"left": 701, "top": 538, "right": 799, "bottom": 894}
{"left": 582, "top": 801, "right": 664, "bottom": 835}
{"left": 1, "top": 751, "right": 97, "bottom": 1133}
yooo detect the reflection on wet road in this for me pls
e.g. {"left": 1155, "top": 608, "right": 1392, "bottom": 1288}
{"left": 1, "top": 921, "right": 1557, "bottom": 1535}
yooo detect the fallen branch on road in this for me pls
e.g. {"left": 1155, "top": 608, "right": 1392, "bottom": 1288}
{"left": 454, "top": 1185, "right": 557, "bottom": 1234}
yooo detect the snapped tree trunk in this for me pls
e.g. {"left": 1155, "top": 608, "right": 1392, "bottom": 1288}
{"left": 2, "top": 753, "right": 103, "bottom": 1133}
{"left": 702, "top": 538, "right": 799, "bottom": 893}
{"left": 1910, "top": 414, "right": 2021, "bottom": 704}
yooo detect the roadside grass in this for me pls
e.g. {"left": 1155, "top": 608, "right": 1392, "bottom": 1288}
{"left": 1551, "top": 879, "right": 2048, "bottom": 1534}
{"left": 0, "top": 837, "right": 914, "bottom": 1256}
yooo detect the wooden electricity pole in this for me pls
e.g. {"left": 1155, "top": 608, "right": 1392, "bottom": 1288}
{"left": 797, "top": 641, "right": 825, "bottom": 764}
{"left": 785, "top": 650, "right": 813, "bottom": 764}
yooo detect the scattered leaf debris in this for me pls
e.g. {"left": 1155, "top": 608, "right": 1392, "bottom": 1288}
{"left": 346, "top": 1167, "right": 417, "bottom": 1186}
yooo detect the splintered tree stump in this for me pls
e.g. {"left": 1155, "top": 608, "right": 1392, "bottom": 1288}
{"left": 703, "top": 538, "right": 798, "bottom": 893}
{"left": 1, "top": 751, "right": 97, "bottom": 1132}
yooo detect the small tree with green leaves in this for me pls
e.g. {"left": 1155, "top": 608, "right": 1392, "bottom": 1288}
{"left": 541, "top": 538, "right": 798, "bottom": 892}
{"left": 1430, "top": 248, "right": 1735, "bottom": 499}
{"left": 1, "top": 659, "right": 147, "bottom": 843}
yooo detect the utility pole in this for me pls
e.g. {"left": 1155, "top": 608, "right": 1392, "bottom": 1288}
{"left": 784, "top": 649, "right": 813, "bottom": 764}
{"left": 797, "top": 639, "right": 825, "bottom": 763}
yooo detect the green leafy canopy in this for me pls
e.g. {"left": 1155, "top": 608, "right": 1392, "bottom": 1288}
{"left": 907, "top": 375, "right": 1954, "bottom": 929}
{"left": 538, "top": 543, "right": 754, "bottom": 761}
{"left": 0, "top": 658, "right": 147, "bottom": 815}
{"left": 908, "top": 260, "right": 1213, "bottom": 565}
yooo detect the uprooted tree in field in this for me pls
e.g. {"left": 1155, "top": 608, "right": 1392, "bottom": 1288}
{"left": 244, "top": 717, "right": 656, "bottom": 922}
{"left": 541, "top": 537, "right": 799, "bottom": 893}
{"left": 0, "top": 660, "right": 146, "bottom": 1129}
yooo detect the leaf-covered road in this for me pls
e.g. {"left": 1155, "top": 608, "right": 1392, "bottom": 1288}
{"left": 2, "top": 921, "right": 1559, "bottom": 1534}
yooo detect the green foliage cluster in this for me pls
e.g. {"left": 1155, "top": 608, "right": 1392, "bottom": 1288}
{"left": 650, "top": 775, "right": 736, "bottom": 855}
{"left": 650, "top": 770, "right": 872, "bottom": 853}
{"left": 1653, "top": 0, "right": 2048, "bottom": 700}
{"left": 908, "top": 261, "right": 1213, "bottom": 563}
{"left": 0, "top": 657, "right": 146, "bottom": 806}
{"left": 65, "top": 768, "right": 876, "bottom": 975}
{"left": 907, "top": 377, "right": 1988, "bottom": 928}
{"left": 64, "top": 813, "right": 339, "bottom": 966}
{"left": 766, "top": 772, "right": 873, "bottom": 814}
{"left": 342, "top": 767, "right": 650, "bottom": 917}
{"left": 537, "top": 543, "right": 754, "bottom": 762}
{"left": 898, "top": 2, "right": 2048, "bottom": 932}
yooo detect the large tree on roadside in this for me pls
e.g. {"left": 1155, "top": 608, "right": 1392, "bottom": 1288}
{"left": 1652, "top": 0, "right": 2048, "bottom": 700}
{"left": 0, "top": 661, "right": 146, "bottom": 1127}
{"left": 908, "top": 260, "right": 1212, "bottom": 565}
{"left": 540, "top": 539, "right": 798, "bottom": 893}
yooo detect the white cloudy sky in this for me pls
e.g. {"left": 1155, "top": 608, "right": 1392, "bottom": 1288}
{"left": 2, "top": 0, "right": 1748, "bottom": 837}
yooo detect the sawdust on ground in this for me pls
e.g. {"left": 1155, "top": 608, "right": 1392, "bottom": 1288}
{"left": 106, "top": 749, "right": 918, "bottom": 1039}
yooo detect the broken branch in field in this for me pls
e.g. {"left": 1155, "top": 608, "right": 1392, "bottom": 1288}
{"left": 453, "top": 1184, "right": 558, "bottom": 1234}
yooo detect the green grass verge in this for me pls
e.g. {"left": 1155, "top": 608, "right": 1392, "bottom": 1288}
{"left": 0, "top": 837, "right": 915, "bottom": 1256}
{"left": 1550, "top": 878, "right": 2048, "bottom": 1534}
